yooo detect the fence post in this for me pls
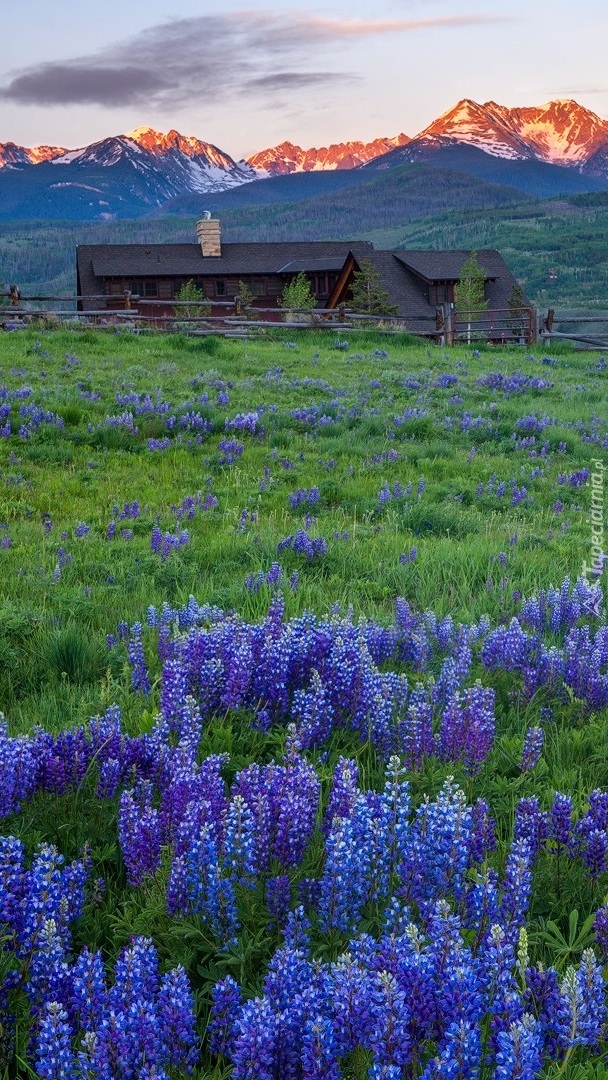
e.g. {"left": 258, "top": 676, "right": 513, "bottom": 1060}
{"left": 123, "top": 290, "right": 131, "bottom": 310}
{"left": 546, "top": 308, "right": 554, "bottom": 334}
{"left": 9, "top": 284, "right": 20, "bottom": 307}
{"left": 442, "top": 303, "right": 454, "bottom": 346}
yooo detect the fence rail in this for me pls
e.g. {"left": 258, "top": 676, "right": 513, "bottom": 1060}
{"left": 539, "top": 308, "right": 608, "bottom": 349}
{"left": 2, "top": 291, "right": 608, "bottom": 347}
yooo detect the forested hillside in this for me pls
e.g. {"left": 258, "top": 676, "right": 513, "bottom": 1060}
{"left": 2, "top": 175, "right": 608, "bottom": 310}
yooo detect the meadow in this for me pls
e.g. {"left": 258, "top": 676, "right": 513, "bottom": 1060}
{"left": 1, "top": 325, "right": 608, "bottom": 1078}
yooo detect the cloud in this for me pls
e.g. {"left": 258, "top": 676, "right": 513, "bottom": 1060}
{"left": 292, "top": 13, "right": 508, "bottom": 37}
{"left": 247, "top": 72, "right": 357, "bottom": 91}
{"left": 0, "top": 10, "right": 508, "bottom": 110}
{"left": 3, "top": 66, "right": 168, "bottom": 107}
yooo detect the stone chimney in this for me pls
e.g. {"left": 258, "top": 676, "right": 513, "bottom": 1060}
{"left": 196, "top": 211, "right": 221, "bottom": 257}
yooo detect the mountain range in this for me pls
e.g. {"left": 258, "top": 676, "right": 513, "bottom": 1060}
{"left": 1, "top": 98, "right": 608, "bottom": 220}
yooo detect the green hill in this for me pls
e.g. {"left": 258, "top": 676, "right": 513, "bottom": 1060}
{"left": 2, "top": 176, "right": 608, "bottom": 311}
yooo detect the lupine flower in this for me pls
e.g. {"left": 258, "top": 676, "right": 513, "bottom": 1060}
{"left": 520, "top": 727, "right": 544, "bottom": 771}
{"left": 35, "top": 1002, "right": 75, "bottom": 1080}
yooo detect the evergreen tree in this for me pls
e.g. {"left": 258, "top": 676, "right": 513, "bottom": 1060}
{"left": 454, "top": 252, "right": 488, "bottom": 318}
{"left": 348, "top": 259, "right": 398, "bottom": 316}
{"left": 454, "top": 252, "right": 487, "bottom": 343}
{"left": 508, "top": 282, "right": 529, "bottom": 340}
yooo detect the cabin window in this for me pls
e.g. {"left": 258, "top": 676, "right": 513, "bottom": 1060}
{"left": 240, "top": 276, "right": 266, "bottom": 296}
{"left": 430, "top": 282, "right": 455, "bottom": 305}
{"left": 108, "top": 281, "right": 124, "bottom": 296}
{"left": 313, "top": 273, "right": 334, "bottom": 298}
{"left": 215, "top": 280, "right": 226, "bottom": 297}
{"left": 130, "top": 280, "right": 158, "bottom": 298}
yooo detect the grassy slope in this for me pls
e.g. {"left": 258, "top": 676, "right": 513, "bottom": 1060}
{"left": 0, "top": 326, "right": 602, "bottom": 736}
{"left": 2, "top": 327, "right": 608, "bottom": 1075}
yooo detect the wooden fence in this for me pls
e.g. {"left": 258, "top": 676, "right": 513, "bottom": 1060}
{"left": 540, "top": 308, "right": 608, "bottom": 350}
{"left": 6, "top": 291, "right": 608, "bottom": 348}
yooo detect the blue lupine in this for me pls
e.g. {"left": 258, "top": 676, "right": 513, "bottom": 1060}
{"left": 492, "top": 1014, "right": 543, "bottom": 1078}
{"left": 232, "top": 997, "right": 278, "bottom": 1080}
{"left": 420, "top": 1021, "right": 482, "bottom": 1080}
{"left": 568, "top": 950, "right": 607, "bottom": 1047}
{"left": 301, "top": 1016, "right": 341, "bottom": 1079}
{"left": 500, "top": 840, "right": 534, "bottom": 939}
{"left": 223, "top": 794, "right": 257, "bottom": 887}
{"left": 209, "top": 975, "right": 242, "bottom": 1057}
{"left": 367, "top": 970, "right": 411, "bottom": 1068}
{"left": 157, "top": 966, "right": 199, "bottom": 1071}
{"left": 71, "top": 947, "right": 108, "bottom": 1031}
{"left": 35, "top": 1002, "right": 75, "bottom": 1080}
{"left": 118, "top": 782, "right": 161, "bottom": 886}
{"left": 520, "top": 727, "right": 544, "bottom": 771}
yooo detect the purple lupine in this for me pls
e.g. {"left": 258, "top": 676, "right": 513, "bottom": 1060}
{"left": 468, "top": 797, "right": 497, "bottom": 865}
{"left": 492, "top": 1014, "right": 543, "bottom": 1078}
{"left": 520, "top": 727, "right": 544, "bottom": 771}
{"left": 550, "top": 793, "right": 573, "bottom": 854}
{"left": 157, "top": 966, "right": 199, "bottom": 1072}
{"left": 127, "top": 623, "right": 151, "bottom": 695}
{"left": 209, "top": 975, "right": 242, "bottom": 1057}
{"left": 438, "top": 683, "right": 495, "bottom": 773}
{"left": 265, "top": 875, "right": 292, "bottom": 926}
{"left": 35, "top": 1002, "right": 75, "bottom": 1080}
{"left": 594, "top": 904, "right": 608, "bottom": 958}
{"left": 118, "top": 783, "right": 161, "bottom": 886}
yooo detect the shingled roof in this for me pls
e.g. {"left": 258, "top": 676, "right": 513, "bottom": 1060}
{"left": 76, "top": 236, "right": 526, "bottom": 318}
{"left": 348, "top": 251, "right": 430, "bottom": 319}
{"left": 394, "top": 249, "right": 503, "bottom": 283}
{"left": 76, "top": 240, "right": 374, "bottom": 297}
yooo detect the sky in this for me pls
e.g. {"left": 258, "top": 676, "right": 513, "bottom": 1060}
{"left": 0, "top": 0, "right": 607, "bottom": 159}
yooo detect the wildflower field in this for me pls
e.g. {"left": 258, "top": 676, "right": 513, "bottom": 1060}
{"left": 2, "top": 326, "right": 608, "bottom": 1079}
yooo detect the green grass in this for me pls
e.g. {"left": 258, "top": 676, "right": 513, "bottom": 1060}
{"left": 0, "top": 326, "right": 601, "bottom": 731}
{"left": 1, "top": 326, "right": 608, "bottom": 1076}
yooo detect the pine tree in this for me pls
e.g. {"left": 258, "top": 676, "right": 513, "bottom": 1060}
{"left": 508, "top": 282, "right": 529, "bottom": 340}
{"left": 348, "top": 259, "right": 398, "bottom": 316}
{"left": 454, "top": 252, "right": 487, "bottom": 343}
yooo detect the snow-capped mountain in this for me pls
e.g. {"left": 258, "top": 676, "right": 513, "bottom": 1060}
{"left": 2, "top": 99, "right": 608, "bottom": 221}
{"left": 0, "top": 141, "right": 66, "bottom": 168}
{"left": 246, "top": 135, "right": 410, "bottom": 175}
{"left": 49, "top": 129, "right": 257, "bottom": 195}
{"left": 414, "top": 98, "right": 608, "bottom": 166}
